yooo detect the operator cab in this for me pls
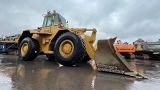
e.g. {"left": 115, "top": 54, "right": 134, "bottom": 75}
{"left": 42, "top": 11, "right": 66, "bottom": 27}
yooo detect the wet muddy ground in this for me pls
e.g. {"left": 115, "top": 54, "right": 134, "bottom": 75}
{"left": 0, "top": 55, "right": 160, "bottom": 90}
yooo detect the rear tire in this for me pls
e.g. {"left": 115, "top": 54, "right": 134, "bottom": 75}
{"left": 54, "top": 32, "right": 85, "bottom": 66}
{"left": 19, "top": 37, "right": 39, "bottom": 61}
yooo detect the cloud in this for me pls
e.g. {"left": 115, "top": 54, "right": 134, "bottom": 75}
{"left": 0, "top": 0, "right": 160, "bottom": 43}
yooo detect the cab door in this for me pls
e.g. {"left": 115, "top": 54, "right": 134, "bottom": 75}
{"left": 40, "top": 16, "right": 52, "bottom": 33}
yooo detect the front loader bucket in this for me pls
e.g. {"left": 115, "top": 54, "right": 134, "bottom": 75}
{"left": 95, "top": 37, "right": 146, "bottom": 78}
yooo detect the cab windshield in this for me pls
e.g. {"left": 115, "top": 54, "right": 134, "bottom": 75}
{"left": 42, "top": 13, "right": 66, "bottom": 27}
{"left": 42, "top": 16, "right": 52, "bottom": 27}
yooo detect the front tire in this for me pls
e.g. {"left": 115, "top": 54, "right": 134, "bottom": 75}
{"left": 54, "top": 32, "right": 85, "bottom": 66}
{"left": 19, "top": 37, "right": 39, "bottom": 61}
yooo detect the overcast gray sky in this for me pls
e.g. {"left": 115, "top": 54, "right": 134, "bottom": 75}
{"left": 0, "top": 0, "right": 160, "bottom": 43}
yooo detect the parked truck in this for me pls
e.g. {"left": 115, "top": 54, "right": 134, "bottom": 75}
{"left": 0, "top": 34, "right": 21, "bottom": 55}
{"left": 133, "top": 38, "right": 160, "bottom": 60}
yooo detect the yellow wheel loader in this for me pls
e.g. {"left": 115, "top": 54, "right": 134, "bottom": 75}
{"left": 18, "top": 10, "right": 146, "bottom": 78}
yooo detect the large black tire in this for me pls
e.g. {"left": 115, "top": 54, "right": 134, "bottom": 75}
{"left": 54, "top": 32, "right": 85, "bottom": 66}
{"left": 19, "top": 37, "right": 39, "bottom": 61}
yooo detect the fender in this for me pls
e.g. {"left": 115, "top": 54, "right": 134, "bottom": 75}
{"left": 18, "top": 30, "right": 39, "bottom": 44}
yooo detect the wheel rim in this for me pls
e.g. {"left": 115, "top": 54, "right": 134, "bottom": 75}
{"left": 21, "top": 43, "right": 29, "bottom": 56}
{"left": 59, "top": 40, "right": 74, "bottom": 58}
